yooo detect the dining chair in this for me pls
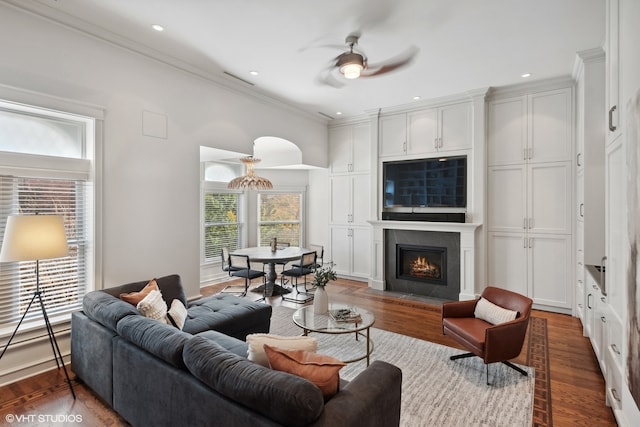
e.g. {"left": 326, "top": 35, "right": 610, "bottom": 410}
{"left": 281, "top": 251, "right": 316, "bottom": 304}
{"left": 223, "top": 254, "right": 266, "bottom": 299}
{"left": 220, "top": 247, "right": 242, "bottom": 275}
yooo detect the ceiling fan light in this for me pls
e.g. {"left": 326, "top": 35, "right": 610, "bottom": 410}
{"left": 341, "top": 62, "right": 363, "bottom": 79}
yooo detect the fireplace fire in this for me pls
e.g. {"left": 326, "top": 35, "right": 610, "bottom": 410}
{"left": 396, "top": 244, "right": 447, "bottom": 285}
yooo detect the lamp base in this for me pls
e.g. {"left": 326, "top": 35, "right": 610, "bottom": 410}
{"left": 0, "top": 290, "right": 76, "bottom": 399}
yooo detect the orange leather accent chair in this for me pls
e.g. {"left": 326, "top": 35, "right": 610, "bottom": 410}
{"left": 442, "top": 286, "right": 533, "bottom": 384}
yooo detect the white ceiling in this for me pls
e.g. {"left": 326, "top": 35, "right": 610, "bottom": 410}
{"left": 21, "top": 0, "right": 605, "bottom": 120}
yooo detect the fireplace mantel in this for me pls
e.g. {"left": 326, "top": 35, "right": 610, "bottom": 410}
{"left": 368, "top": 220, "right": 481, "bottom": 300}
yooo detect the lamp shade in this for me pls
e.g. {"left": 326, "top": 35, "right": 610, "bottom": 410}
{"left": 0, "top": 215, "right": 69, "bottom": 262}
{"left": 227, "top": 156, "right": 273, "bottom": 190}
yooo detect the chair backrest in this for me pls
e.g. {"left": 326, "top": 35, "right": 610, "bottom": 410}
{"left": 308, "top": 244, "right": 324, "bottom": 265}
{"left": 229, "top": 254, "right": 250, "bottom": 269}
{"left": 481, "top": 286, "right": 533, "bottom": 320}
{"left": 221, "top": 247, "right": 231, "bottom": 267}
{"left": 300, "top": 251, "right": 317, "bottom": 269}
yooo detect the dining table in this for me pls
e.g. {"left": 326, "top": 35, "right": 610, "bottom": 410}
{"left": 230, "top": 246, "right": 311, "bottom": 296}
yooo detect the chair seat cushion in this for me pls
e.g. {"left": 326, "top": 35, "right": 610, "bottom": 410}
{"left": 231, "top": 269, "right": 265, "bottom": 280}
{"left": 282, "top": 267, "right": 312, "bottom": 277}
{"left": 442, "top": 317, "right": 491, "bottom": 355}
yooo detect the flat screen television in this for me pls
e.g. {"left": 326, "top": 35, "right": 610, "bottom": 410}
{"left": 383, "top": 156, "right": 467, "bottom": 208}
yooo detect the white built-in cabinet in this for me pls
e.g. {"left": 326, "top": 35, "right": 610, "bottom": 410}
{"left": 328, "top": 121, "right": 371, "bottom": 279}
{"left": 379, "top": 101, "right": 472, "bottom": 157}
{"left": 486, "top": 86, "right": 573, "bottom": 311}
{"left": 605, "top": 0, "right": 619, "bottom": 142}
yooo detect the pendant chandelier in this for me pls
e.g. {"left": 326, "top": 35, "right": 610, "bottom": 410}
{"left": 227, "top": 156, "right": 273, "bottom": 190}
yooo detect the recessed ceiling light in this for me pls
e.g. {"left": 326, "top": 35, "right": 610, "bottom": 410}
{"left": 413, "top": 96, "right": 421, "bottom": 100}
{"left": 521, "top": 73, "right": 532, "bottom": 78}
{"left": 151, "top": 24, "right": 164, "bottom": 32}
{"left": 249, "top": 70, "right": 259, "bottom": 76}
{"left": 336, "top": 112, "right": 343, "bottom": 115}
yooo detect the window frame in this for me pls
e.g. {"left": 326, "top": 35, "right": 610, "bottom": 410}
{"left": 0, "top": 99, "right": 96, "bottom": 335}
{"left": 256, "top": 190, "right": 305, "bottom": 248}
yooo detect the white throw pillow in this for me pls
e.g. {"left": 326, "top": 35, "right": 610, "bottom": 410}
{"left": 246, "top": 333, "right": 318, "bottom": 367}
{"left": 474, "top": 297, "right": 518, "bottom": 325}
{"left": 167, "top": 299, "right": 188, "bottom": 330}
{"left": 136, "top": 289, "right": 168, "bottom": 323}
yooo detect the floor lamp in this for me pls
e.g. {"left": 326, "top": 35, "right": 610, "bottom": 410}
{"left": 0, "top": 214, "right": 76, "bottom": 399}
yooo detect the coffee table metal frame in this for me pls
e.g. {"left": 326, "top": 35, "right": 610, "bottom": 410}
{"left": 292, "top": 303, "right": 375, "bottom": 366}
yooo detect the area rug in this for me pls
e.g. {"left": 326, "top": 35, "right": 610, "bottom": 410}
{"left": 269, "top": 306, "right": 535, "bottom": 427}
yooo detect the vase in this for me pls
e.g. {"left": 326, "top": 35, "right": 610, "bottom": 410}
{"left": 313, "top": 286, "right": 329, "bottom": 314}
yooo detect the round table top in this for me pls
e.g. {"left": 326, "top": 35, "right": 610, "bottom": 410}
{"left": 292, "top": 303, "right": 375, "bottom": 333}
{"left": 231, "top": 246, "right": 310, "bottom": 263}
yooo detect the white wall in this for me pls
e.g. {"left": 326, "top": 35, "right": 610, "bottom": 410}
{"left": 0, "top": 3, "right": 328, "bottom": 299}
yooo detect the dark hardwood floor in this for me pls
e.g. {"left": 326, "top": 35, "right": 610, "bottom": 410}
{"left": 0, "top": 278, "right": 617, "bottom": 426}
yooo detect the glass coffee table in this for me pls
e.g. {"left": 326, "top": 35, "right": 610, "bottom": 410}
{"left": 292, "top": 303, "right": 375, "bottom": 366}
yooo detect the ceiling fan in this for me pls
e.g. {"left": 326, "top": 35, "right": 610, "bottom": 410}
{"left": 319, "top": 33, "right": 418, "bottom": 88}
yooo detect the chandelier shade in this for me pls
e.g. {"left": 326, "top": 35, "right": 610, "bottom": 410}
{"left": 227, "top": 156, "right": 273, "bottom": 190}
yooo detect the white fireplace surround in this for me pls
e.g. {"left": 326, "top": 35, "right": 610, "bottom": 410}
{"left": 368, "top": 220, "right": 481, "bottom": 301}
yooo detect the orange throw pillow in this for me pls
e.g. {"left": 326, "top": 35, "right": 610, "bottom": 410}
{"left": 119, "top": 279, "right": 159, "bottom": 305}
{"left": 263, "top": 344, "right": 346, "bottom": 400}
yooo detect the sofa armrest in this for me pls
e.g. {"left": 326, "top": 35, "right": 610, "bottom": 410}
{"left": 314, "top": 360, "right": 402, "bottom": 426}
{"left": 484, "top": 317, "right": 530, "bottom": 363}
{"left": 442, "top": 298, "right": 478, "bottom": 319}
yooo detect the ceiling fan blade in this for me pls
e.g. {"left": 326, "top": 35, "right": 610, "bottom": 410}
{"left": 316, "top": 68, "right": 345, "bottom": 88}
{"left": 361, "top": 46, "right": 419, "bottom": 77}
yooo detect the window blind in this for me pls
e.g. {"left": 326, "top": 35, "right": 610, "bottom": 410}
{"left": 0, "top": 176, "right": 87, "bottom": 327}
{"left": 258, "top": 193, "right": 302, "bottom": 246}
{"left": 203, "top": 192, "right": 241, "bottom": 262}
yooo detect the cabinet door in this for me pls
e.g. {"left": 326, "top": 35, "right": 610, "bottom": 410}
{"left": 529, "top": 234, "right": 572, "bottom": 309}
{"left": 329, "top": 175, "right": 351, "bottom": 224}
{"left": 439, "top": 102, "right": 472, "bottom": 151}
{"left": 408, "top": 108, "right": 437, "bottom": 154}
{"left": 487, "top": 165, "right": 526, "bottom": 232}
{"left": 329, "top": 126, "right": 352, "bottom": 174}
{"left": 605, "top": 140, "right": 625, "bottom": 317}
{"left": 528, "top": 89, "right": 573, "bottom": 162}
{"left": 351, "top": 174, "right": 370, "bottom": 225}
{"left": 606, "top": 0, "right": 619, "bottom": 141}
{"left": 351, "top": 227, "right": 371, "bottom": 278}
{"left": 488, "top": 97, "right": 527, "bottom": 165}
{"left": 528, "top": 162, "right": 572, "bottom": 234}
{"left": 379, "top": 113, "right": 407, "bottom": 157}
{"left": 487, "top": 232, "right": 528, "bottom": 295}
{"left": 330, "top": 226, "right": 351, "bottom": 276}
{"left": 351, "top": 123, "right": 371, "bottom": 173}
{"left": 577, "top": 168, "right": 585, "bottom": 223}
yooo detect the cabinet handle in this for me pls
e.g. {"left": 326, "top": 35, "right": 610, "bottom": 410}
{"left": 601, "top": 296, "right": 607, "bottom": 303}
{"left": 612, "top": 388, "right": 621, "bottom": 402}
{"left": 587, "top": 294, "right": 592, "bottom": 309}
{"left": 528, "top": 148, "right": 533, "bottom": 160}
{"left": 523, "top": 148, "right": 527, "bottom": 161}
{"left": 593, "top": 284, "right": 598, "bottom": 290}
{"left": 403, "top": 141, "right": 407, "bottom": 153}
{"left": 523, "top": 218, "right": 527, "bottom": 229}
{"left": 611, "top": 343, "right": 621, "bottom": 355}
{"left": 577, "top": 152, "right": 582, "bottom": 167}
{"left": 609, "top": 106, "right": 617, "bottom": 132}
{"left": 578, "top": 303, "right": 583, "bottom": 308}
{"left": 579, "top": 203, "right": 584, "bottom": 218}
{"left": 434, "top": 138, "right": 438, "bottom": 149}
{"left": 439, "top": 137, "right": 443, "bottom": 148}
{"left": 523, "top": 238, "right": 527, "bottom": 248}
{"left": 528, "top": 238, "right": 532, "bottom": 249}
{"left": 528, "top": 218, "right": 533, "bottom": 229}
{"left": 601, "top": 315, "right": 606, "bottom": 323}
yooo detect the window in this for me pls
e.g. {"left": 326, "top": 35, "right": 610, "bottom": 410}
{"left": 203, "top": 191, "right": 241, "bottom": 263}
{"left": 0, "top": 101, "right": 93, "bottom": 330}
{"left": 258, "top": 193, "right": 302, "bottom": 246}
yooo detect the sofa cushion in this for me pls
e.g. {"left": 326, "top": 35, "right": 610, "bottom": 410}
{"left": 474, "top": 297, "right": 518, "bottom": 325}
{"left": 82, "top": 291, "right": 139, "bottom": 332}
{"left": 120, "top": 278, "right": 158, "bottom": 305}
{"left": 184, "top": 294, "right": 272, "bottom": 339}
{"left": 103, "top": 274, "right": 187, "bottom": 308}
{"left": 246, "top": 333, "right": 318, "bottom": 367}
{"left": 167, "top": 299, "right": 188, "bottom": 330}
{"left": 136, "top": 289, "right": 168, "bottom": 323}
{"left": 196, "top": 330, "right": 248, "bottom": 357}
{"left": 183, "top": 336, "right": 324, "bottom": 427}
{"left": 117, "top": 315, "right": 191, "bottom": 369}
{"left": 263, "top": 344, "right": 345, "bottom": 400}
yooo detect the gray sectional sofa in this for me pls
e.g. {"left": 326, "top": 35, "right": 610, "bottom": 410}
{"left": 71, "top": 274, "right": 402, "bottom": 427}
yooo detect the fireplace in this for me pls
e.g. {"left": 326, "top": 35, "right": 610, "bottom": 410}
{"left": 396, "top": 244, "right": 447, "bottom": 285}
{"left": 385, "top": 229, "right": 460, "bottom": 300}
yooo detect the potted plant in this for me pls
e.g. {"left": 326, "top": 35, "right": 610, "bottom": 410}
{"left": 312, "top": 263, "right": 336, "bottom": 314}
